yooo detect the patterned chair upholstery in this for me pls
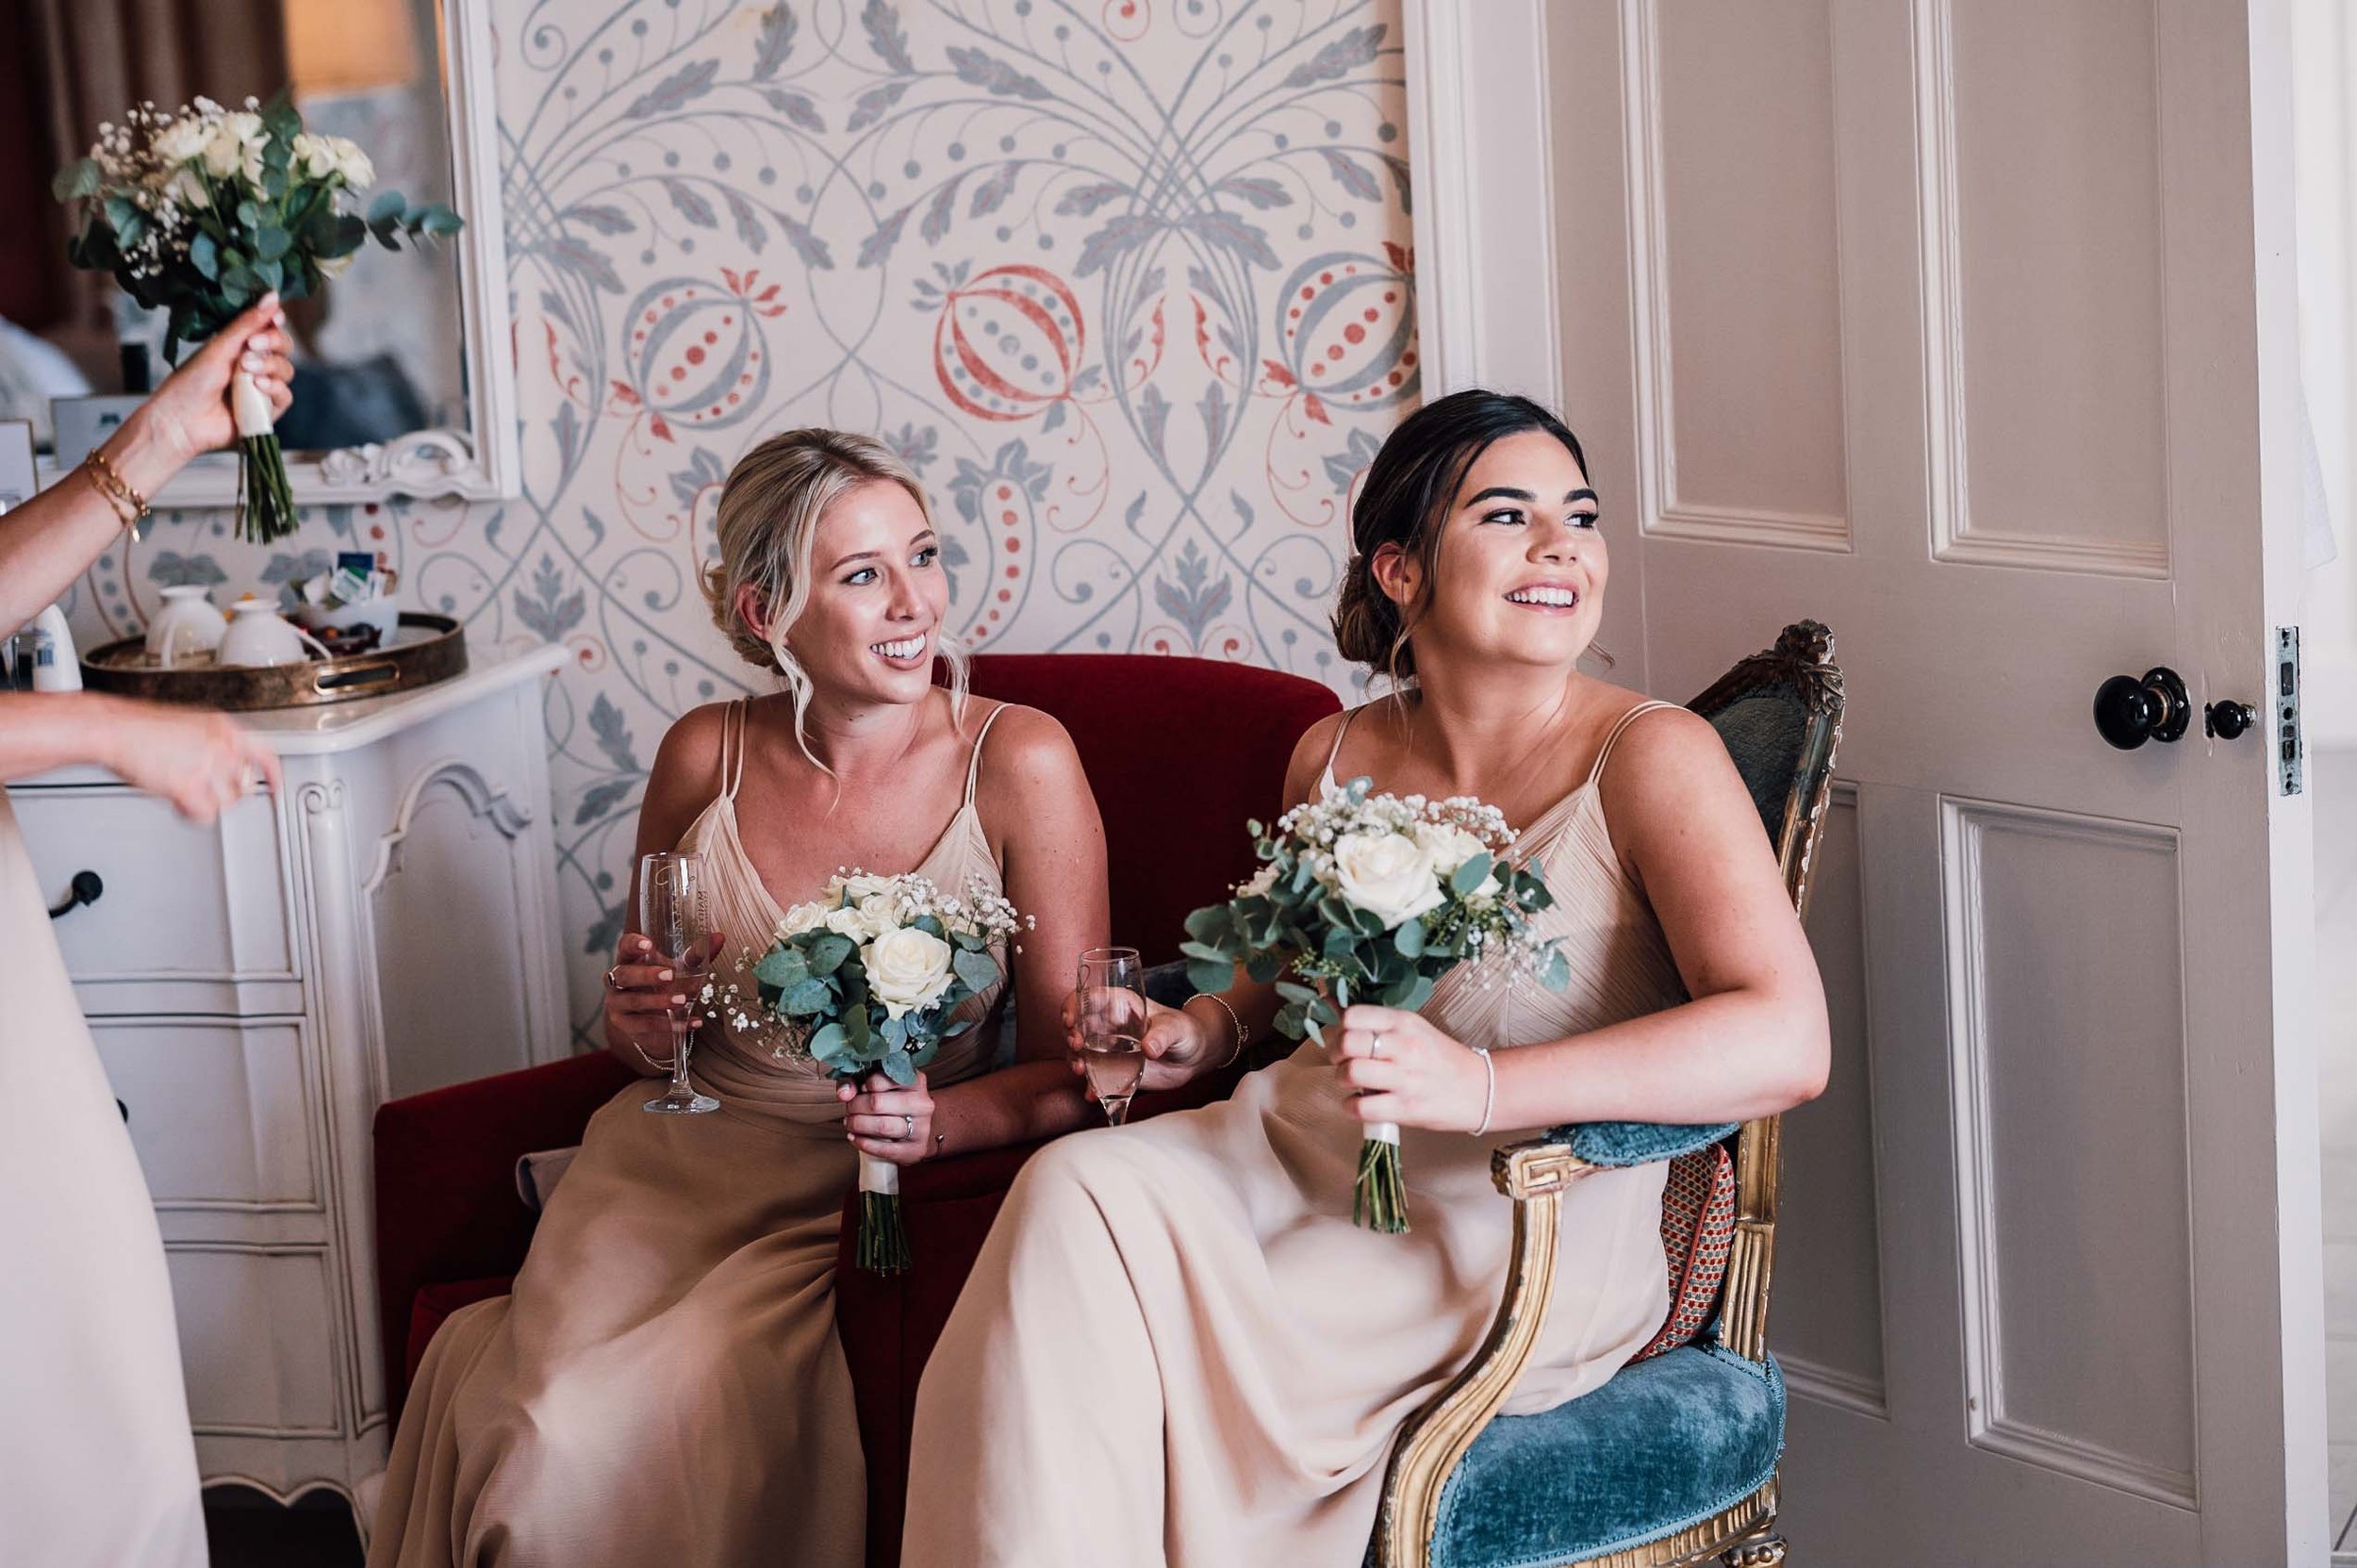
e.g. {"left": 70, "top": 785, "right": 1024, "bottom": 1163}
{"left": 1373, "top": 622, "right": 1844, "bottom": 1568}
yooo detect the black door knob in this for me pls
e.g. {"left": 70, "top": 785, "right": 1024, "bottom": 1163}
{"left": 2205, "top": 701, "right": 2257, "bottom": 740}
{"left": 46, "top": 868, "right": 103, "bottom": 920}
{"left": 2093, "top": 667, "right": 2190, "bottom": 750}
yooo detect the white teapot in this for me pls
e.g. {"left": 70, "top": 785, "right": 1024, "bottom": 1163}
{"left": 146, "top": 585, "right": 229, "bottom": 668}
{"left": 216, "top": 597, "right": 332, "bottom": 668}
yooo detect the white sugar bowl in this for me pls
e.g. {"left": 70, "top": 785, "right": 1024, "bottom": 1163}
{"left": 216, "top": 597, "right": 332, "bottom": 668}
{"left": 146, "top": 585, "right": 229, "bottom": 668}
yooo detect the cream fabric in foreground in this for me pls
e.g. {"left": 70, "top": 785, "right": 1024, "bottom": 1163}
{"left": 0, "top": 792, "right": 207, "bottom": 1568}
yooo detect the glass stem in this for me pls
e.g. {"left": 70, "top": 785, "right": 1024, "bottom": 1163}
{"left": 669, "top": 1014, "right": 694, "bottom": 1100}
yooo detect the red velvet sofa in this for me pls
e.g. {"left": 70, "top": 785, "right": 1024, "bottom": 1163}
{"left": 371, "top": 653, "right": 1340, "bottom": 1563}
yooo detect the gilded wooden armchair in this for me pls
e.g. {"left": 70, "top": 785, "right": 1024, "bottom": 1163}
{"left": 1373, "top": 621, "right": 1844, "bottom": 1568}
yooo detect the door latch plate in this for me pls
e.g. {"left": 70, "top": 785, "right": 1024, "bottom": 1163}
{"left": 2277, "top": 626, "right": 2303, "bottom": 797}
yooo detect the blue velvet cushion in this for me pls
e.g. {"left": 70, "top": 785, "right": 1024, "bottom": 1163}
{"left": 1429, "top": 1345, "right": 1784, "bottom": 1568}
{"left": 1558, "top": 1120, "right": 1738, "bottom": 1167}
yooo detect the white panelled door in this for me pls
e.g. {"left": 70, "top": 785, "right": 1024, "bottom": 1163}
{"left": 1413, "top": 0, "right": 2324, "bottom": 1560}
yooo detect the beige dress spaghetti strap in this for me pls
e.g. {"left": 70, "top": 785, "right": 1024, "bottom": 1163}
{"left": 901, "top": 701, "right": 1688, "bottom": 1568}
{"left": 0, "top": 793, "right": 208, "bottom": 1566}
{"left": 370, "top": 701, "right": 1013, "bottom": 1568}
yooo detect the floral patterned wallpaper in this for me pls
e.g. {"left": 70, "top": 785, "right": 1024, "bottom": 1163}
{"left": 58, "top": 0, "right": 1417, "bottom": 1046}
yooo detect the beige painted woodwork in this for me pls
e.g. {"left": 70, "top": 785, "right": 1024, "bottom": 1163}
{"left": 1406, "top": 0, "right": 2324, "bottom": 1559}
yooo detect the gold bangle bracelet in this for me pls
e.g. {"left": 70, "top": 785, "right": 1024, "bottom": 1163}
{"left": 1187, "top": 991, "right": 1249, "bottom": 1068}
{"left": 85, "top": 449, "right": 151, "bottom": 530}
{"left": 80, "top": 460, "right": 136, "bottom": 527}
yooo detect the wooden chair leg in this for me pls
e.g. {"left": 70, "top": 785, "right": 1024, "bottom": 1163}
{"left": 1721, "top": 1533, "right": 1787, "bottom": 1566}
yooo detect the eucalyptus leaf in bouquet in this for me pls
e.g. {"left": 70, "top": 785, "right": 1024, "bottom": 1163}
{"left": 54, "top": 91, "right": 463, "bottom": 542}
{"left": 737, "top": 871, "right": 1026, "bottom": 1273}
{"left": 1181, "top": 777, "right": 1569, "bottom": 1232}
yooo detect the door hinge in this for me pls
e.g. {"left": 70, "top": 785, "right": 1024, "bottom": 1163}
{"left": 2277, "top": 626, "right": 2303, "bottom": 797}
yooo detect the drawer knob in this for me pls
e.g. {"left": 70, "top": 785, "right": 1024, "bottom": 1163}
{"left": 47, "top": 869, "right": 103, "bottom": 920}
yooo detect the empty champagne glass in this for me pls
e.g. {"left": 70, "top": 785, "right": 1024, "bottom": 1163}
{"left": 640, "top": 850, "right": 719, "bottom": 1114}
{"left": 1076, "top": 946, "right": 1147, "bottom": 1127}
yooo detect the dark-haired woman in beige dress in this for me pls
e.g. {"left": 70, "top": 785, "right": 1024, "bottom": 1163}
{"left": 369, "top": 431, "right": 1113, "bottom": 1568}
{"left": 902, "top": 390, "right": 1832, "bottom": 1567}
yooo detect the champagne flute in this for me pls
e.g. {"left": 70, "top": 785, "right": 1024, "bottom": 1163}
{"left": 640, "top": 850, "right": 719, "bottom": 1114}
{"left": 1076, "top": 946, "right": 1147, "bottom": 1127}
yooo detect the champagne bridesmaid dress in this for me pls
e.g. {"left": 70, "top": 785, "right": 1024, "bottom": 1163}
{"left": 369, "top": 702, "right": 1011, "bottom": 1568}
{"left": 902, "top": 702, "right": 1687, "bottom": 1568}
{"left": 0, "top": 793, "right": 208, "bottom": 1566}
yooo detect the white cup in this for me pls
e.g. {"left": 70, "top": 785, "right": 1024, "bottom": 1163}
{"left": 216, "top": 598, "right": 332, "bottom": 668}
{"left": 147, "top": 585, "right": 229, "bottom": 668}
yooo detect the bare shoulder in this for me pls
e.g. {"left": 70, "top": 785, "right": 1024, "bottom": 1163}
{"left": 635, "top": 699, "right": 737, "bottom": 855}
{"left": 970, "top": 701, "right": 1087, "bottom": 792}
{"left": 1605, "top": 701, "right": 1726, "bottom": 772}
{"left": 651, "top": 700, "right": 733, "bottom": 791}
{"left": 1593, "top": 700, "right": 1755, "bottom": 845}
{"left": 969, "top": 701, "right": 1102, "bottom": 861}
{"left": 1282, "top": 703, "right": 1362, "bottom": 804}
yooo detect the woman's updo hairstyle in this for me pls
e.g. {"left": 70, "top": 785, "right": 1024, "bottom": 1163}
{"left": 701, "top": 428, "right": 967, "bottom": 767}
{"left": 1332, "top": 389, "right": 1589, "bottom": 686}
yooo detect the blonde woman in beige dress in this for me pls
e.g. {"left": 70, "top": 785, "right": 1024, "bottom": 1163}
{"left": 902, "top": 389, "right": 1832, "bottom": 1568}
{"left": 368, "top": 430, "right": 1112, "bottom": 1568}
{"left": 0, "top": 300, "right": 292, "bottom": 1567}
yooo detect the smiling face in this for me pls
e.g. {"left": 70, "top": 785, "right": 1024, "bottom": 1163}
{"left": 1373, "top": 429, "right": 1607, "bottom": 672}
{"left": 738, "top": 478, "right": 948, "bottom": 709}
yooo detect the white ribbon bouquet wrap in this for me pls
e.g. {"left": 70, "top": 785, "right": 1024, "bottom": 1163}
{"left": 746, "top": 871, "right": 1026, "bottom": 1273}
{"left": 54, "top": 92, "right": 462, "bottom": 542}
{"left": 1182, "top": 779, "right": 1569, "bottom": 1233}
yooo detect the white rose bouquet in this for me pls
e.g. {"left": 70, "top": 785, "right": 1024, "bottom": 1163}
{"left": 750, "top": 871, "right": 1025, "bottom": 1273}
{"left": 54, "top": 92, "right": 461, "bottom": 543}
{"left": 1181, "top": 778, "right": 1569, "bottom": 1232}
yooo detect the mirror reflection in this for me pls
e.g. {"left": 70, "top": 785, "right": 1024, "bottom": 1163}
{"left": 0, "top": 0, "right": 465, "bottom": 465}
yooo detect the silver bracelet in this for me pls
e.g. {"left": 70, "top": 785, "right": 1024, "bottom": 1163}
{"left": 1470, "top": 1045, "right": 1496, "bottom": 1137}
{"left": 1187, "top": 992, "right": 1249, "bottom": 1067}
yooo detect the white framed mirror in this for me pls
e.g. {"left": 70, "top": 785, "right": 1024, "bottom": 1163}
{"left": 16, "top": 0, "right": 517, "bottom": 507}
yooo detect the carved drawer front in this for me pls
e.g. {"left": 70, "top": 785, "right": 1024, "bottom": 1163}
{"left": 87, "top": 1018, "right": 321, "bottom": 1217}
{"left": 12, "top": 785, "right": 296, "bottom": 1013}
{"left": 164, "top": 1246, "right": 346, "bottom": 1440}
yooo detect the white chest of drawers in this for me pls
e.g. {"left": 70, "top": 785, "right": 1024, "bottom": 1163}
{"left": 8, "top": 645, "right": 570, "bottom": 1507}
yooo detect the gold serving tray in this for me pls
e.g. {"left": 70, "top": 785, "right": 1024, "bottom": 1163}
{"left": 80, "top": 612, "right": 469, "bottom": 711}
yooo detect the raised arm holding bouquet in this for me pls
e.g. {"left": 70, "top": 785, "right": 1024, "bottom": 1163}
{"left": 55, "top": 92, "right": 461, "bottom": 542}
{"left": 1182, "top": 780, "right": 1567, "bottom": 1231}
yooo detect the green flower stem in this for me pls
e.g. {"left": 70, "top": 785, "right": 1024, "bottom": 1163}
{"left": 857, "top": 1191, "right": 911, "bottom": 1275}
{"left": 238, "top": 432, "right": 298, "bottom": 544}
{"left": 1355, "top": 1135, "right": 1410, "bottom": 1234}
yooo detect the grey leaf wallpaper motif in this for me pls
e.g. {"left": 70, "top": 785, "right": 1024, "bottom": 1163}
{"left": 59, "top": 0, "right": 1417, "bottom": 1047}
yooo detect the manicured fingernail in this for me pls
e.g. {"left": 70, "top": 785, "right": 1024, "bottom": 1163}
{"left": 657, "top": 969, "right": 673, "bottom": 981}
{"left": 670, "top": 994, "right": 686, "bottom": 1004}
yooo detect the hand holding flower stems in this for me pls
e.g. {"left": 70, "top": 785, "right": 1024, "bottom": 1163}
{"left": 54, "top": 91, "right": 462, "bottom": 542}
{"left": 1182, "top": 778, "right": 1568, "bottom": 1232}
